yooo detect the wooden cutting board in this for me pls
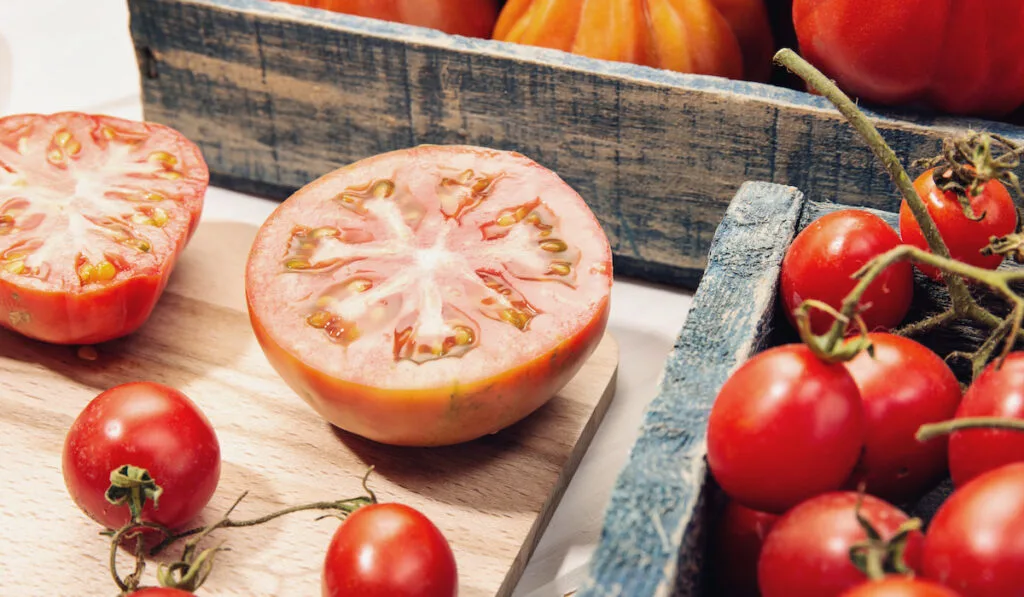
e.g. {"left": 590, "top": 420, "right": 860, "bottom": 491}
{"left": 0, "top": 218, "right": 619, "bottom": 596}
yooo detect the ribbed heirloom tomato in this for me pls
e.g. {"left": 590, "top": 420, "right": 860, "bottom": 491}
{"left": 793, "top": 0, "right": 1024, "bottom": 117}
{"left": 0, "top": 112, "right": 207, "bottom": 345}
{"left": 245, "top": 146, "right": 612, "bottom": 447}
{"left": 493, "top": 0, "right": 776, "bottom": 81}
{"left": 272, "top": 0, "right": 501, "bottom": 38}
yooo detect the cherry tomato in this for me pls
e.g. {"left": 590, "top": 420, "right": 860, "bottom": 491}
{"left": 843, "top": 333, "right": 962, "bottom": 503}
{"left": 272, "top": 0, "right": 500, "bottom": 38}
{"left": 245, "top": 145, "right": 612, "bottom": 447}
{"left": 946, "top": 352, "right": 1024, "bottom": 487}
{"left": 780, "top": 209, "right": 913, "bottom": 336}
{"left": 707, "top": 344, "right": 865, "bottom": 514}
{"left": 0, "top": 112, "right": 208, "bottom": 345}
{"left": 899, "top": 169, "right": 1017, "bottom": 281}
{"left": 62, "top": 382, "right": 220, "bottom": 531}
{"left": 493, "top": 0, "right": 776, "bottom": 81}
{"left": 129, "top": 590, "right": 196, "bottom": 596}
{"left": 322, "top": 503, "right": 457, "bottom": 597}
{"left": 839, "top": 577, "right": 962, "bottom": 597}
{"left": 758, "top": 492, "right": 924, "bottom": 597}
{"left": 922, "top": 463, "right": 1024, "bottom": 597}
{"left": 793, "top": 0, "right": 1024, "bottom": 117}
{"left": 708, "top": 499, "right": 779, "bottom": 597}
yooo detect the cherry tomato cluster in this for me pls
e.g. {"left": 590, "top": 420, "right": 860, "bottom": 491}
{"left": 61, "top": 381, "right": 459, "bottom": 596}
{"left": 707, "top": 177, "right": 1024, "bottom": 597}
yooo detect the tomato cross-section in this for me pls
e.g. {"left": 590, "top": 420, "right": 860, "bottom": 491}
{"left": 0, "top": 112, "right": 207, "bottom": 344}
{"left": 245, "top": 146, "right": 612, "bottom": 446}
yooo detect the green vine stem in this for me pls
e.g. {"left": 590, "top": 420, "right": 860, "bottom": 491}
{"left": 917, "top": 416, "right": 1024, "bottom": 442}
{"left": 772, "top": 48, "right": 1023, "bottom": 361}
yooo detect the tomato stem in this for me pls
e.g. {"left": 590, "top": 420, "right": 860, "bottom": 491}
{"left": 917, "top": 416, "right": 1024, "bottom": 442}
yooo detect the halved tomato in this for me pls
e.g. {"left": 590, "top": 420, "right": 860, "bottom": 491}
{"left": 0, "top": 112, "right": 207, "bottom": 345}
{"left": 245, "top": 145, "right": 612, "bottom": 446}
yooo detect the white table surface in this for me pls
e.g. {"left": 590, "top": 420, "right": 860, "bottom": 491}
{"left": 0, "top": 2, "right": 694, "bottom": 594}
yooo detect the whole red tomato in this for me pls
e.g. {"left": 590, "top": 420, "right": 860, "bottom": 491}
{"left": 707, "top": 344, "right": 865, "bottom": 514}
{"left": 899, "top": 169, "right": 1017, "bottom": 281}
{"left": 493, "top": 0, "right": 776, "bottom": 81}
{"left": 946, "top": 353, "right": 1024, "bottom": 487}
{"left": 922, "top": 463, "right": 1024, "bottom": 597}
{"left": 839, "top": 577, "right": 962, "bottom": 597}
{"left": 62, "top": 382, "right": 220, "bottom": 531}
{"left": 322, "top": 503, "right": 457, "bottom": 597}
{"left": 708, "top": 499, "right": 779, "bottom": 597}
{"left": 843, "top": 333, "right": 962, "bottom": 503}
{"left": 780, "top": 209, "right": 913, "bottom": 336}
{"left": 758, "top": 492, "right": 924, "bottom": 597}
{"left": 245, "top": 145, "right": 612, "bottom": 447}
{"left": 0, "top": 112, "right": 207, "bottom": 345}
{"left": 793, "top": 0, "right": 1024, "bottom": 117}
{"left": 272, "top": 0, "right": 500, "bottom": 38}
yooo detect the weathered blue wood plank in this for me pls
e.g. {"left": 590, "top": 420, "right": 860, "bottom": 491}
{"left": 576, "top": 181, "right": 804, "bottom": 596}
{"left": 126, "top": 0, "right": 1024, "bottom": 289}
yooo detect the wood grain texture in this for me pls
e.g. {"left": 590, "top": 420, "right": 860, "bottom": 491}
{"left": 575, "top": 182, "right": 804, "bottom": 597}
{"left": 0, "top": 218, "right": 619, "bottom": 597}
{"left": 125, "top": 0, "right": 1024, "bottom": 289}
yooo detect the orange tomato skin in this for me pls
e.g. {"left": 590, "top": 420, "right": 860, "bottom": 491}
{"left": 493, "top": 0, "right": 775, "bottom": 81}
{"left": 248, "top": 295, "right": 609, "bottom": 447}
{"left": 273, "top": 0, "right": 501, "bottom": 38}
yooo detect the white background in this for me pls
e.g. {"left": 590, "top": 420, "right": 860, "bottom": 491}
{"left": 0, "top": 1, "right": 694, "bottom": 594}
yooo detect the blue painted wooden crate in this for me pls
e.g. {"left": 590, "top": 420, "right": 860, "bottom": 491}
{"left": 576, "top": 180, "right": 1003, "bottom": 596}
{"left": 126, "top": 0, "right": 1024, "bottom": 290}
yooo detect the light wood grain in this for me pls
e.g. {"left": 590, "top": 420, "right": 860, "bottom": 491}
{"left": 126, "top": 0, "right": 1024, "bottom": 289}
{"left": 0, "top": 218, "right": 619, "bottom": 597}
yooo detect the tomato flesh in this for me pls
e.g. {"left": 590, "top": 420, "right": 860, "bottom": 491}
{"left": 922, "top": 463, "right": 1024, "bottom": 597}
{"left": 948, "top": 352, "right": 1024, "bottom": 487}
{"left": 0, "top": 112, "right": 207, "bottom": 344}
{"left": 322, "top": 503, "right": 457, "bottom": 597}
{"left": 246, "top": 145, "right": 612, "bottom": 446}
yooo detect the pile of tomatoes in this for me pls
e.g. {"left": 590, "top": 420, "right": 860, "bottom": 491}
{"left": 705, "top": 165, "right": 1024, "bottom": 596}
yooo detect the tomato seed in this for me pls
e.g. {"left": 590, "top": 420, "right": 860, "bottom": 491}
{"left": 156, "top": 170, "right": 183, "bottom": 180}
{"left": 54, "top": 130, "right": 72, "bottom": 147}
{"left": 0, "top": 215, "right": 13, "bottom": 235}
{"left": 312, "top": 227, "right": 339, "bottom": 238}
{"left": 47, "top": 149, "right": 64, "bottom": 164}
{"left": 147, "top": 150, "right": 178, "bottom": 166}
{"left": 285, "top": 258, "right": 310, "bottom": 270}
{"left": 65, "top": 140, "right": 82, "bottom": 156}
{"left": 100, "top": 126, "right": 116, "bottom": 140}
{"left": 96, "top": 261, "right": 117, "bottom": 281}
{"left": 549, "top": 262, "right": 571, "bottom": 276}
{"left": 371, "top": 180, "right": 395, "bottom": 198}
{"left": 454, "top": 326, "right": 475, "bottom": 346}
{"left": 541, "top": 239, "right": 567, "bottom": 253}
{"left": 3, "top": 260, "right": 25, "bottom": 275}
{"left": 348, "top": 278, "right": 372, "bottom": 293}
{"left": 500, "top": 309, "right": 529, "bottom": 330}
{"left": 77, "top": 263, "right": 94, "bottom": 284}
{"left": 151, "top": 207, "right": 169, "bottom": 227}
{"left": 306, "top": 311, "right": 332, "bottom": 329}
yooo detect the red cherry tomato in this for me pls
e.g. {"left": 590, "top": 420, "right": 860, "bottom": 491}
{"left": 245, "top": 145, "right": 612, "bottom": 447}
{"left": 707, "top": 344, "right": 865, "bottom": 514}
{"left": 899, "top": 169, "right": 1017, "bottom": 281}
{"left": 793, "top": 0, "right": 1024, "bottom": 117}
{"left": 0, "top": 112, "right": 207, "bottom": 345}
{"left": 839, "top": 577, "right": 962, "bottom": 597}
{"left": 322, "top": 503, "right": 457, "bottom": 597}
{"left": 272, "top": 0, "right": 501, "bottom": 38}
{"left": 758, "top": 492, "right": 924, "bottom": 597}
{"left": 780, "top": 209, "right": 913, "bottom": 336}
{"left": 62, "top": 382, "right": 220, "bottom": 531}
{"left": 946, "top": 352, "right": 1024, "bottom": 487}
{"left": 708, "top": 499, "right": 779, "bottom": 597}
{"left": 843, "top": 333, "right": 962, "bottom": 503}
{"left": 922, "top": 463, "right": 1024, "bottom": 597}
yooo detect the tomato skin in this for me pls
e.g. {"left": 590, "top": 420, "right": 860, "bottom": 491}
{"left": 838, "top": 577, "right": 963, "bottom": 597}
{"left": 62, "top": 382, "right": 220, "bottom": 531}
{"left": 921, "top": 463, "right": 1024, "bottom": 597}
{"left": 758, "top": 492, "right": 924, "bottom": 597}
{"left": 0, "top": 112, "right": 208, "bottom": 345}
{"left": 946, "top": 353, "right": 1024, "bottom": 487}
{"left": 493, "top": 0, "right": 776, "bottom": 81}
{"left": 843, "top": 333, "right": 962, "bottom": 504}
{"left": 708, "top": 500, "right": 779, "bottom": 597}
{"left": 899, "top": 170, "right": 1017, "bottom": 281}
{"left": 273, "top": 0, "right": 500, "bottom": 38}
{"left": 793, "top": 0, "right": 1024, "bottom": 117}
{"left": 322, "top": 503, "right": 457, "bottom": 597}
{"left": 707, "top": 344, "right": 865, "bottom": 514}
{"left": 780, "top": 209, "right": 913, "bottom": 336}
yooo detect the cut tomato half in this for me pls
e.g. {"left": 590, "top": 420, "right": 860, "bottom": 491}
{"left": 245, "top": 146, "right": 612, "bottom": 446}
{"left": 0, "top": 112, "right": 207, "bottom": 345}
